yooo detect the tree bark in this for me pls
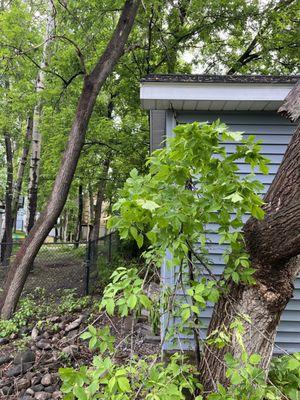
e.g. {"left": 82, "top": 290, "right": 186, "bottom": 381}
{"left": 1, "top": 134, "right": 14, "bottom": 266}
{"left": 62, "top": 210, "right": 69, "bottom": 242}
{"left": 90, "top": 159, "right": 110, "bottom": 242}
{"left": 0, "top": 0, "right": 140, "bottom": 319}
{"left": 11, "top": 116, "right": 33, "bottom": 230}
{"left": 200, "top": 122, "right": 300, "bottom": 390}
{"left": 74, "top": 184, "right": 83, "bottom": 247}
{"left": 27, "top": 0, "right": 55, "bottom": 233}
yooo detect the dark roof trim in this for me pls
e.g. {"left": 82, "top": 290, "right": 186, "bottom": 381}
{"left": 141, "top": 74, "right": 300, "bottom": 84}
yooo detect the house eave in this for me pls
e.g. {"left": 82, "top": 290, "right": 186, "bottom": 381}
{"left": 140, "top": 79, "right": 297, "bottom": 112}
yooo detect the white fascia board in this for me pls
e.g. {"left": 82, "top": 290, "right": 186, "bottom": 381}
{"left": 140, "top": 82, "right": 293, "bottom": 109}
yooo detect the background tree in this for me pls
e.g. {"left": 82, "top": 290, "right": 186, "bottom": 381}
{"left": 0, "top": 0, "right": 141, "bottom": 319}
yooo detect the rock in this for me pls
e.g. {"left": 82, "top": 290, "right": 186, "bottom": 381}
{"left": 42, "top": 331, "right": 50, "bottom": 339}
{"left": 31, "top": 374, "right": 42, "bottom": 385}
{"left": 10, "top": 332, "right": 18, "bottom": 339}
{"left": 7, "top": 362, "right": 32, "bottom": 377}
{"left": 61, "top": 345, "right": 77, "bottom": 355}
{"left": 44, "top": 386, "right": 55, "bottom": 393}
{"left": 35, "top": 392, "right": 51, "bottom": 400}
{"left": 52, "top": 391, "right": 62, "bottom": 399}
{"left": 19, "top": 326, "right": 30, "bottom": 336}
{"left": 36, "top": 340, "right": 51, "bottom": 350}
{"left": 0, "top": 354, "right": 13, "bottom": 365}
{"left": 144, "top": 335, "right": 161, "bottom": 343}
{"left": 20, "top": 396, "right": 34, "bottom": 400}
{"left": 48, "top": 316, "right": 60, "bottom": 323}
{"left": 2, "top": 385, "right": 13, "bottom": 395}
{"left": 14, "top": 350, "right": 36, "bottom": 365}
{"left": 26, "top": 388, "right": 35, "bottom": 396}
{"left": 31, "top": 384, "right": 45, "bottom": 392}
{"left": 0, "top": 337, "right": 9, "bottom": 345}
{"left": 16, "top": 378, "right": 31, "bottom": 391}
{"left": 65, "top": 329, "right": 78, "bottom": 341}
{"left": 31, "top": 327, "right": 39, "bottom": 340}
{"left": 41, "top": 373, "right": 52, "bottom": 386}
{"left": 65, "top": 315, "right": 83, "bottom": 332}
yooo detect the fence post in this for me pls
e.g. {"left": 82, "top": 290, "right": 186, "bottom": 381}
{"left": 108, "top": 233, "right": 112, "bottom": 263}
{"left": 85, "top": 240, "right": 92, "bottom": 295}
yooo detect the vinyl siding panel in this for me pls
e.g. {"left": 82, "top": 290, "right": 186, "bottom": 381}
{"left": 150, "top": 110, "right": 166, "bottom": 152}
{"left": 160, "top": 110, "right": 299, "bottom": 354}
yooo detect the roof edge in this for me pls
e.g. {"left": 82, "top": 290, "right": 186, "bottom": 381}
{"left": 141, "top": 74, "right": 300, "bottom": 85}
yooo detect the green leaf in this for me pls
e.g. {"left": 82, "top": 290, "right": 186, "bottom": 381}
{"left": 249, "top": 354, "right": 261, "bottom": 365}
{"left": 287, "top": 357, "right": 300, "bottom": 370}
{"left": 136, "top": 234, "right": 144, "bottom": 248}
{"left": 230, "top": 370, "right": 243, "bottom": 385}
{"left": 117, "top": 376, "right": 131, "bottom": 392}
{"left": 225, "top": 192, "right": 243, "bottom": 203}
{"left": 181, "top": 308, "right": 190, "bottom": 322}
{"left": 139, "top": 294, "right": 152, "bottom": 309}
{"left": 73, "top": 386, "right": 88, "bottom": 400}
{"left": 141, "top": 200, "right": 160, "bottom": 211}
{"left": 251, "top": 205, "right": 265, "bottom": 220}
{"left": 127, "top": 294, "right": 137, "bottom": 309}
{"left": 106, "top": 298, "right": 115, "bottom": 316}
{"left": 80, "top": 331, "right": 92, "bottom": 340}
{"left": 108, "top": 376, "right": 116, "bottom": 392}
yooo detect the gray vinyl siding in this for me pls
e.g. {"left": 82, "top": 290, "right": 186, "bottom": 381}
{"left": 150, "top": 110, "right": 166, "bottom": 152}
{"left": 159, "top": 110, "right": 299, "bottom": 354}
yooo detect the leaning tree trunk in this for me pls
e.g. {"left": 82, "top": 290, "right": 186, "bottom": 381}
{"left": 0, "top": 0, "right": 140, "bottom": 319}
{"left": 1, "top": 134, "right": 14, "bottom": 266}
{"left": 27, "top": 0, "right": 55, "bottom": 233}
{"left": 200, "top": 83, "right": 300, "bottom": 391}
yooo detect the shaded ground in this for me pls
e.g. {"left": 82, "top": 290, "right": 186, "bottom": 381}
{"left": 0, "top": 245, "right": 86, "bottom": 298}
{"left": 0, "top": 297, "right": 159, "bottom": 399}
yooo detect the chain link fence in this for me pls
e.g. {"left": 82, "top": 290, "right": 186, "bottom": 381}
{"left": 86, "top": 232, "right": 120, "bottom": 294}
{"left": 0, "top": 232, "right": 120, "bottom": 298}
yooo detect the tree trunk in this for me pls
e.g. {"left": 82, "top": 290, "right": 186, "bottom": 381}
{"left": 11, "top": 116, "right": 33, "bottom": 230}
{"left": 62, "top": 210, "right": 69, "bottom": 242}
{"left": 0, "top": 0, "right": 140, "bottom": 319}
{"left": 27, "top": 0, "right": 55, "bottom": 233}
{"left": 1, "top": 134, "right": 14, "bottom": 266}
{"left": 201, "top": 123, "right": 300, "bottom": 391}
{"left": 90, "top": 161, "right": 110, "bottom": 243}
{"left": 74, "top": 184, "right": 83, "bottom": 248}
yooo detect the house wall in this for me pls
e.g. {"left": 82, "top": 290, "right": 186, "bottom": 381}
{"left": 159, "top": 110, "right": 299, "bottom": 354}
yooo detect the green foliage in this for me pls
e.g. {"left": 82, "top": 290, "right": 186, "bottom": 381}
{"left": 60, "top": 352, "right": 200, "bottom": 400}
{"left": 100, "top": 267, "right": 152, "bottom": 317}
{"left": 0, "top": 295, "right": 36, "bottom": 337}
{"left": 57, "top": 289, "right": 90, "bottom": 314}
{"left": 80, "top": 325, "right": 115, "bottom": 353}
{"left": 109, "top": 121, "right": 268, "bottom": 295}
{"left": 269, "top": 353, "right": 300, "bottom": 400}
{"left": 0, "top": 289, "right": 90, "bottom": 338}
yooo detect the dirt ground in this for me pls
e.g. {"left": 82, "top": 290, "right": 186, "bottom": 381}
{"left": 0, "top": 251, "right": 86, "bottom": 298}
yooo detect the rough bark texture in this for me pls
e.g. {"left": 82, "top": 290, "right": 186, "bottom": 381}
{"left": 12, "top": 115, "right": 33, "bottom": 229}
{"left": 74, "top": 184, "right": 83, "bottom": 247}
{"left": 1, "top": 134, "right": 14, "bottom": 266}
{"left": 90, "top": 159, "right": 110, "bottom": 242}
{"left": 27, "top": 0, "right": 55, "bottom": 233}
{"left": 0, "top": 0, "right": 140, "bottom": 319}
{"left": 277, "top": 80, "right": 300, "bottom": 123}
{"left": 201, "top": 101, "right": 300, "bottom": 390}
